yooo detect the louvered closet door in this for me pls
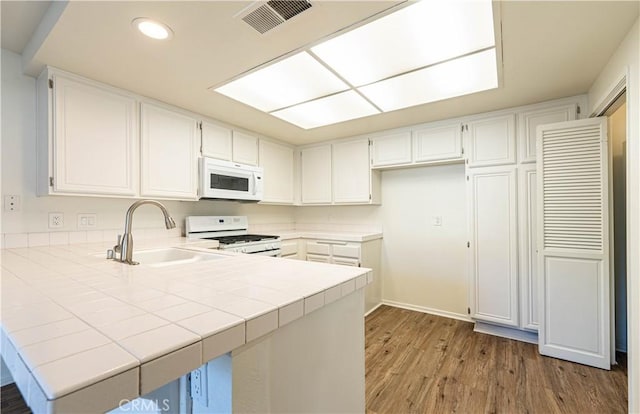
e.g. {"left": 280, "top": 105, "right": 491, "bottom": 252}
{"left": 537, "top": 117, "right": 611, "bottom": 369}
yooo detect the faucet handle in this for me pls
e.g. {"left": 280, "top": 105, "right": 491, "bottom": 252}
{"left": 114, "top": 234, "right": 122, "bottom": 253}
{"left": 106, "top": 249, "right": 115, "bottom": 260}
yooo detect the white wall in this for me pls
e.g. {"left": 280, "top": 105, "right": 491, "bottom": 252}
{"left": 588, "top": 18, "right": 639, "bottom": 414}
{"left": 294, "top": 164, "right": 469, "bottom": 319}
{"left": 0, "top": 48, "right": 295, "bottom": 242}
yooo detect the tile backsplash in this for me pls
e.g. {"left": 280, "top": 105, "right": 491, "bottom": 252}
{"left": 1, "top": 228, "right": 184, "bottom": 249}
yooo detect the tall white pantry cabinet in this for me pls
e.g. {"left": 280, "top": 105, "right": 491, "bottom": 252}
{"left": 466, "top": 101, "right": 580, "bottom": 338}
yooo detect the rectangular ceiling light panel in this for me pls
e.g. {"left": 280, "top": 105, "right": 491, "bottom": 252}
{"left": 359, "top": 48, "right": 498, "bottom": 112}
{"left": 310, "top": 0, "right": 495, "bottom": 86}
{"left": 214, "top": 52, "right": 348, "bottom": 112}
{"left": 271, "top": 90, "right": 380, "bottom": 129}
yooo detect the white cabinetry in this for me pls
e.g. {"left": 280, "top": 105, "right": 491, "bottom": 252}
{"left": 232, "top": 131, "right": 258, "bottom": 165}
{"left": 259, "top": 140, "right": 294, "bottom": 204}
{"left": 140, "top": 103, "right": 198, "bottom": 199}
{"left": 413, "top": 123, "right": 462, "bottom": 163}
{"left": 333, "top": 139, "right": 378, "bottom": 204}
{"left": 468, "top": 166, "right": 519, "bottom": 327}
{"left": 518, "top": 104, "right": 577, "bottom": 163}
{"left": 280, "top": 239, "right": 301, "bottom": 259}
{"left": 37, "top": 71, "right": 138, "bottom": 197}
{"left": 467, "top": 114, "right": 516, "bottom": 167}
{"left": 300, "top": 145, "right": 332, "bottom": 204}
{"left": 201, "top": 122, "right": 232, "bottom": 161}
{"left": 301, "top": 139, "right": 380, "bottom": 205}
{"left": 371, "top": 132, "right": 412, "bottom": 167}
{"left": 518, "top": 163, "right": 538, "bottom": 331}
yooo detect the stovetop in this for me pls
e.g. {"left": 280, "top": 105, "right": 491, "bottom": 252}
{"left": 204, "top": 234, "right": 279, "bottom": 245}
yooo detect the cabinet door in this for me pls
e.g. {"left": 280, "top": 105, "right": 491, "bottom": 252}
{"left": 259, "top": 140, "right": 294, "bottom": 204}
{"left": 232, "top": 131, "right": 258, "bottom": 165}
{"left": 300, "top": 145, "right": 332, "bottom": 204}
{"left": 518, "top": 104, "right": 577, "bottom": 163}
{"left": 140, "top": 103, "right": 198, "bottom": 199}
{"left": 413, "top": 123, "right": 462, "bottom": 163}
{"left": 371, "top": 132, "right": 412, "bottom": 167}
{"left": 201, "top": 122, "right": 232, "bottom": 161}
{"left": 53, "top": 75, "right": 138, "bottom": 196}
{"left": 280, "top": 239, "right": 300, "bottom": 259}
{"left": 333, "top": 139, "right": 371, "bottom": 204}
{"left": 468, "top": 166, "right": 519, "bottom": 327}
{"left": 518, "top": 164, "right": 538, "bottom": 331}
{"left": 467, "top": 114, "right": 516, "bottom": 167}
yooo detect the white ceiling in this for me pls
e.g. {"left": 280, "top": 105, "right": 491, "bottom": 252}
{"left": 2, "top": 1, "right": 638, "bottom": 145}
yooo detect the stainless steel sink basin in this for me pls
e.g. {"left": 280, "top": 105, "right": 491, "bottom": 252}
{"left": 132, "top": 248, "right": 225, "bottom": 267}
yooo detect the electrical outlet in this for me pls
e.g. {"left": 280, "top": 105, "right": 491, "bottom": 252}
{"left": 77, "top": 213, "right": 97, "bottom": 229}
{"left": 190, "top": 366, "right": 208, "bottom": 407}
{"left": 4, "top": 195, "right": 20, "bottom": 212}
{"left": 432, "top": 216, "right": 442, "bottom": 226}
{"left": 48, "top": 212, "right": 64, "bottom": 229}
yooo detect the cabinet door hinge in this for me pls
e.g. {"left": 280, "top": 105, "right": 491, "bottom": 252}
{"left": 467, "top": 241, "right": 470, "bottom": 248}
{"left": 48, "top": 79, "right": 54, "bottom": 89}
{"left": 461, "top": 124, "right": 464, "bottom": 133}
{"left": 461, "top": 147, "right": 464, "bottom": 155}
{"left": 199, "top": 122, "right": 203, "bottom": 130}
{"left": 465, "top": 124, "right": 469, "bottom": 131}
{"left": 49, "top": 177, "right": 54, "bottom": 187}
{"left": 577, "top": 105, "right": 581, "bottom": 115}
{"left": 467, "top": 307, "right": 471, "bottom": 315}
{"left": 369, "top": 194, "right": 372, "bottom": 201}
{"left": 466, "top": 175, "right": 469, "bottom": 181}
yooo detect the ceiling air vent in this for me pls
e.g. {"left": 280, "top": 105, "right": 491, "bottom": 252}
{"left": 239, "top": 0, "right": 312, "bottom": 34}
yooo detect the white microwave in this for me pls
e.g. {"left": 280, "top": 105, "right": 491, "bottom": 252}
{"left": 199, "top": 157, "right": 264, "bottom": 201}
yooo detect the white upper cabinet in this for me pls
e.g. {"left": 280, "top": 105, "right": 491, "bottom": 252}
{"left": 232, "top": 131, "right": 258, "bottom": 165}
{"left": 300, "top": 145, "right": 332, "bottom": 204}
{"left": 333, "top": 139, "right": 373, "bottom": 204}
{"left": 39, "top": 72, "right": 138, "bottom": 196}
{"left": 259, "top": 140, "right": 294, "bottom": 204}
{"left": 140, "top": 103, "right": 198, "bottom": 200}
{"left": 413, "top": 123, "right": 463, "bottom": 163}
{"left": 201, "top": 122, "right": 232, "bottom": 161}
{"left": 371, "top": 132, "right": 412, "bottom": 167}
{"left": 467, "top": 114, "right": 516, "bottom": 167}
{"left": 468, "top": 165, "right": 519, "bottom": 327}
{"left": 518, "top": 104, "right": 577, "bottom": 163}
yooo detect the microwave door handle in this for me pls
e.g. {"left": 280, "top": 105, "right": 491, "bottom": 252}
{"left": 251, "top": 173, "right": 257, "bottom": 195}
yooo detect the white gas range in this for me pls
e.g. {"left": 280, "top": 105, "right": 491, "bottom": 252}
{"left": 185, "top": 216, "right": 281, "bottom": 257}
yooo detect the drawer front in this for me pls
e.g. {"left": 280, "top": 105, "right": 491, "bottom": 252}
{"left": 306, "top": 242, "right": 331, "bottom": 255}
{"left": 332, "top": 257, "right": 360, "bottom": 267}
{"left": 306, "top": 254, "right": 331, "bottom": 263}
{"left": 280, "top": 241, "right": 298, "bottom": 256}
{"left": 332, "top": 244, "right": 361, "bottom": 259}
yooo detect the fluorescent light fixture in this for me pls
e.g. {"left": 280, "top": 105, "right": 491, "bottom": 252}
{"left": 359, "top": 48, "right": 498, "bottom": 112}
{"left": 310, "top": 0, "right": 495, "bottom": 86}
{"left": 271, "top": 91, "right": 380, "bottom": 129}
{"left": 132, "top": 18, "right": 173, "bottom": 40}
{"left": 214, "top": 52, "right": 349, "bottom": 112}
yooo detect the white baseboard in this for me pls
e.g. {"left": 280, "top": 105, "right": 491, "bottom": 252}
{"left": 364, "top": 302, "right": 384, "bottom": 317}
{"left": 473, "top": 321, "right": 538, "bottom": 344}
{"left": 381, "top": 300, "right": 472, "bottom": 322}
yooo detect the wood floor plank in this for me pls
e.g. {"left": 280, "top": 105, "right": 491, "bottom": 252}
{"left": 366, "top": 305, "right": 628, "bottom": 414}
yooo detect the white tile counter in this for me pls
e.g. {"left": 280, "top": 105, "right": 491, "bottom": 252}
{"left": 275, "top": 230, "right": 383, "bottom": 243}
{"left": 0, "top": 237, "right": 372, "bottom": 413}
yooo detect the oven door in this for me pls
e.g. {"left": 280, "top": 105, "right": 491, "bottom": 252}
{"left": 200, "top": 158, "right": 263, "bottom": 201}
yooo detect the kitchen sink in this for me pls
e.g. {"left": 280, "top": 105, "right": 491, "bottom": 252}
{"left": 133, "top": 248, "right": 226, "bottom": 267}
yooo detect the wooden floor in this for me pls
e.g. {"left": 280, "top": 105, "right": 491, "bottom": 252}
{"left": 365, "top": 305, "right": 628, "bottom": 414}
{"left": 1, "top": 305, "right": 628, "bottom": 414}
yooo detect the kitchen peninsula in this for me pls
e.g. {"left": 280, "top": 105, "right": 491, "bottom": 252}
{"left": 0, "top": 237, "right": 371, "bottom": 413}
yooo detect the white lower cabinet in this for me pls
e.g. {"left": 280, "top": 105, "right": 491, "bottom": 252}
{"left": 280, "top": 239, "right": 301, "bottom": 259}
{"left": 468, "top": 165, "right": 519, "bottom": 327}
{"left": 140, "top": 103, "right": 198, "bottom": 199}
{"left": 302, "top": 238, "right": 382, "bottom": 314}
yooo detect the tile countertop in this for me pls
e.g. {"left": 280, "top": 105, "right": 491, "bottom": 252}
{"left": 0, "top": 237, "right": 372, "bottom": 413}
{"left": 275, "top": 230, "right": 383, "bottom": 243}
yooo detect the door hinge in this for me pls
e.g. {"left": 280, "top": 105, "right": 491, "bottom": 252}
{"left": 577, "top": 105, "right": 581, "bottom": 115}
{"left": 467, "top": 241, "right": 470, "bottom": 248}
{"left": 369, "top": 194, "right": 372, "bottom": 201}
{"left": 199, "top": 122, "right": 203, "bottom": 130}
{"left": 467, "top": 307, "right": 471, "bottom": 315}
{"left": 48, "top": 79, "right": 54, "bottom": 89}
{"left": 49, "top": 177, "right": 54, "bottom": 187}
{"left": 461, "top": 147, "right": 464, "bottom": 155}
{"left": 461, "top": 124, "right": 464, "bottom": 133}
{"left": 465, "top": 124, "right": 469, "bottom": 131}
{"left": 466, "top": 175, "right": 469, "bottom": 181}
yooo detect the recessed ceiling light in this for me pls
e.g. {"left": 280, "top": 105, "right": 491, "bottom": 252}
{"left": 132, "top": 18, "right": 173, "bottom": 40}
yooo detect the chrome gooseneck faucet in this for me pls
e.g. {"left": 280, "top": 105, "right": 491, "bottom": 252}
{"left": 111, "top": 200, "right": 176, "bottom": 265}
